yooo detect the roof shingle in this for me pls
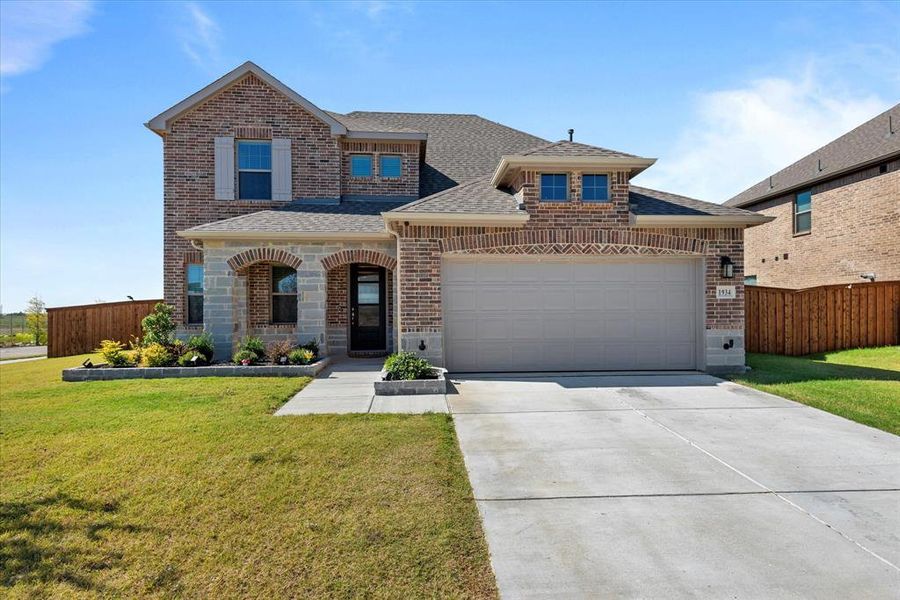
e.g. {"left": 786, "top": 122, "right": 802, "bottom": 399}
{"left": 725, "top": 103, "right": 900, "bottom": 207}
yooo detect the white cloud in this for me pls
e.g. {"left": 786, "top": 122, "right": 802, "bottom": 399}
{"left": 179, "top": 2, "right": 221, "bottom": 69}
{"left": 0, "top": 0, "right": 93, "bottom": 78}
{"left": 635, "top": 70, "right": 890, "bottom": 203}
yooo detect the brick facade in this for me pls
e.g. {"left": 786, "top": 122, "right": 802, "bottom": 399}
{"left": 742, "top": 161, "right": 899, "bottom": 288}
{"left": 340, "top": 141, "right": 420, "bottom": 198}
{"left": 390, "top": 218, "right": 746, "bottom": 370}
{"left": 162, "top": 73, "right": 419, "bottom": 326}
{"left": 515, "top": 169, "right": 632, "bottom": 228}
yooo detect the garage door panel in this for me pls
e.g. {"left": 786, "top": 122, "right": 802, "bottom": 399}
{"left": 443, "top": 257, "right": 699, "bottom": 372}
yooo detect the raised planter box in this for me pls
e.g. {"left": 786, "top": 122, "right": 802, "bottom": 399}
{"left": 373, "top": 369, "right": 447, "bottom": 396}
{"left": 62, "top": 357, "right": 330, "bottom": 382}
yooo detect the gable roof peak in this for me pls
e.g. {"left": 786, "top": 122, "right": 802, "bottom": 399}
{"left": 145, "top": 61, "right": 347, "bottom": 136}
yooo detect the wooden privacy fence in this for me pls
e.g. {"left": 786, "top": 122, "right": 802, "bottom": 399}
{"left": 47, "top": 299, "right": 162, "bottom": 358}
{"left": 745, "top": 281, "right": 900, "bottom": 356}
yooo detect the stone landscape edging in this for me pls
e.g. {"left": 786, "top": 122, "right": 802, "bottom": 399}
{"left": 62, "top": 357, "right": 330, "bottom": 381}
{"left": 373, "top": 369, "right": 447, "bottom": 395}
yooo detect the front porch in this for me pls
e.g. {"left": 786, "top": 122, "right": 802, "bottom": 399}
{"left": 196, "top": 243, "right": 398, "bottom": 361}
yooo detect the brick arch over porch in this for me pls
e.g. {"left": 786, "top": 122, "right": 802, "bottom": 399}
{"left": 227, "top": 248, "right": 303, "bottom": 272}
{"left": 320, "top": 249, "right": 397, "bottom": 272}
{"left": 439, "top": 229, "right": 709, "bottom": 255}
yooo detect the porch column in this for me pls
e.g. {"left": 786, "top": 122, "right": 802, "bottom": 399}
{"left": 203, "top": 250, "right": 239, "bottom": 361}
{"left": 298, "top": 262, "right": 327, "bottom": 355}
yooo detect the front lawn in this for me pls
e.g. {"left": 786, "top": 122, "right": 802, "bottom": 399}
{"left": 0, "top": 356, "right": 496, "bottom": 598}
{"left": 730, "top": 347, "right": 900, "bottom": 435}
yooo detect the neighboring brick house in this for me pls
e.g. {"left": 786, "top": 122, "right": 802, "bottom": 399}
{"left": 724, "top": 104, "right": 900, "bottom": 289}
{"left": 147, "top": 62, "right": 769, "bottom": 373}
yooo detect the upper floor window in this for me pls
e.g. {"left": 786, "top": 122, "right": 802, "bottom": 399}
{"left": 582, "top": 174, "right": 609, "bottom": 202}
{"left": 380, "top": 155, "right": 402, "bottom": 179}
{"left": 238, "top": 141, "right": 271, "bottom": 200}
{"left": 272, "top": 266, "right": 298, "bottom": 324}
{"left": 186, "top": 264, "right": 204, "bottom": 325}
{"left": 794, "top": 190, "right": 811, "bottom": 234}
{"left": 350, "top": 154, "right": 373, "bottom": 178}
{"left": 540, "top": 173, "right": 568, "bottom": 201}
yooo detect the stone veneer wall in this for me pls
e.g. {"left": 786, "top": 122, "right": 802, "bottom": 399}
{"left": 742, "top": 165, "right": 899, "bottom": 288}
{"left": 199, "top": 240, "right": 395, "bottom": 360}
{"left": 392, "top": 222, "right": 746, "bottom": 372}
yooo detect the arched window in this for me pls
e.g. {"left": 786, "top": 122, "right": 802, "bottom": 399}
{"left": 271, "top": 266, "right": 297, "bottom": 324}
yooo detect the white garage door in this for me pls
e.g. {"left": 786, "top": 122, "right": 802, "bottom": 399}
{"left": 442, "top": 255, "right": 701, "bottom": 372}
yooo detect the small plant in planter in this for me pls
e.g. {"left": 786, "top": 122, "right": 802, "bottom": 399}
{"left": 383, "top": 352, "right": 435, "bottom": 381}
{"left": 177, "top": 351, "right": 208, "bottom": 367}
{"left": 233, "top": 349, "right": 257, "bottom": 366}
{"left": 97, "top": 340, "right": 136, "bottom": 367}
{"left": 238, "top": 336, "right": 266, "bottom": 362}
{"left": 141, "top": 342, "right": 175, "bottom": 367}
{"left": 267, "top": 340, "right": 294, "bottom": 365}
{"left": 288, "top": 348, "right": 315, "bottom": 365}
{"left": 186, "top": 332, "right": 214, "bottom": 362}
{"left": 300, "top": 338, "right": 319, "bottom": 360}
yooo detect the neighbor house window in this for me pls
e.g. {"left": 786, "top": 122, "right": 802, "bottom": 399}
{"left": 744, "top": 275, "right": 758, "bottom": 286}
{"left": 794, "top": 189, "right": 811, "bottom": 234}
{"left": 380, "top": 155, "right": 402, "bottom": 178}
{"left": 540, "top": 173, "right": 568, "bottom": 201}
{"left": 350, "top": 154, "right": 373, "bottom": 177}
{"left": 582, "top": 174, "right": 609, "bottom": 202}
{"left": 271, "top": 266, "right": 298, "bottom": 324}
{"left": 237, "top": 141, "right": 272, "bottom": 200}
{"left": 186, "top": 264, "right": 204, "bottom": 325}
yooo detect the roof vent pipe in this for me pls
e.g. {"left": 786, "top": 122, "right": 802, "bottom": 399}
{"left": 568, "top": 128, "right": 574, "bottom": 142}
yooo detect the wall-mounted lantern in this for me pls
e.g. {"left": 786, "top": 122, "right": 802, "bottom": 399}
{"left": 720, "top": 256, "right": 735, "bottom": 279}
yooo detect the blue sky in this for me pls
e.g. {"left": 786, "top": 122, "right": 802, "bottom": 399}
{"left": 1, "top": 1, "right": 898, "bottom": 312}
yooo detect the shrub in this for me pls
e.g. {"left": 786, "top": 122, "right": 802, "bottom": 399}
{"left": 177, "top": 351, "right": 208, "bottom": 367}
{"left": 121, "top": 349, "right": 141, "bottom": 366}
{"left": 301, "top": 338, "right": 320, "bottom": 358}
{"left": 141, "top": 342, "right": 174, "bottom": 367}
{"left": 97, "top": 340, "right": 134, "bottom": 367}
{"left": 288, "top": 348, "right": 315, "bottom": 365}
{"left": 233, "top": 349, "right": 257, "bottom": 365}
{"left": 383, "top": 352, "right": 434, "bottom": 381}
{"left": 186, "top": 332, "right": 214, "bottom": 362}
{"left": 267, "top": 340, "right": 294, "bottom": 365}
{"left": 171, "top": 338, "right": 187, "bottom": 357}
{"left": 238, "top": 336, "right": 266, "bottom": 360}
{"left": 141, "top": 303, "right": 176, "bottom": 346}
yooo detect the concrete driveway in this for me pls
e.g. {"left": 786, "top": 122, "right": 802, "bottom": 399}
{"left": 448, "top": 373, "right": 899, "bottom": 599}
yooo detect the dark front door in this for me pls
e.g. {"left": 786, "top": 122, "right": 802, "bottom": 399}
{"left": 350, "top": 264, "right": 386, "bottom": 351}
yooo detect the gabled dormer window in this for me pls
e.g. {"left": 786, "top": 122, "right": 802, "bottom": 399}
{"left": 794, "top": 190, "right": 811, "bottom": 234}
{"left": 237, "top": 141, "right": 272, "bottom": 200}
{"left": 582, "top": 174, "right": 609, "bottom": 202}
{"left": 540, "top": 173, "right": 568, "bottom": 201}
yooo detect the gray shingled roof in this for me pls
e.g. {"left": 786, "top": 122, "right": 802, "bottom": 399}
{"left": 521, "top": 140, "right": 640, "bottom": 158}
{"left": 184, "top": 201, "right": 406, "bottom": 234}
{"left": 346, "top": 112, "right": 547, "bottom": 197}
{"left": 324, "top": 111, "right": 423, "bottom": 135}
{"left": 389, "top": 176, "right": 521, "bottom": 215}
{"left": 630, "top": 186, "right": 759, "bottom": 217}
{"left": 726, "top": 103, "right": 900, "bottom": 207}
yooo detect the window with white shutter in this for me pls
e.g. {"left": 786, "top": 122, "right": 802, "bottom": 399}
{"left": 214, "top": 137, "right": 235, "bottom": 200}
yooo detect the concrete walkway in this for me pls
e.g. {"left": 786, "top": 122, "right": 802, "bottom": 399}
{"left": 449, "top": 373, "right": 900, "bottom": 599}
{"left": 274, "top": 357, "right": 447, "bottom": 415}
{"left": 0, "top": 345, "right": 47, "bottom": 361}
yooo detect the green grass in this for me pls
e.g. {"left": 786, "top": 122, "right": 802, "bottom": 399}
{"left": 730, "top": 347, "right": 900, "bottom": 435}
{"left": 0, "top": 356, "right": 497, "bottom": 598}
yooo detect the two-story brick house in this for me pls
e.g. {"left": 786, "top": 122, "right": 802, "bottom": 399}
{"left": 147, "top": 62, "right": 769, "bottom": 372}
{"left": 725, "top": 104, "right": 900, "bottom": 288}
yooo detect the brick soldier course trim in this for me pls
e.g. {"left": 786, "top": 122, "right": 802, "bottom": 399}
{"left": 227, "top": 247, "right": 303, "bottom": 272}
{"left": 320, "top": 249, "right": 397, "bottom": 272}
